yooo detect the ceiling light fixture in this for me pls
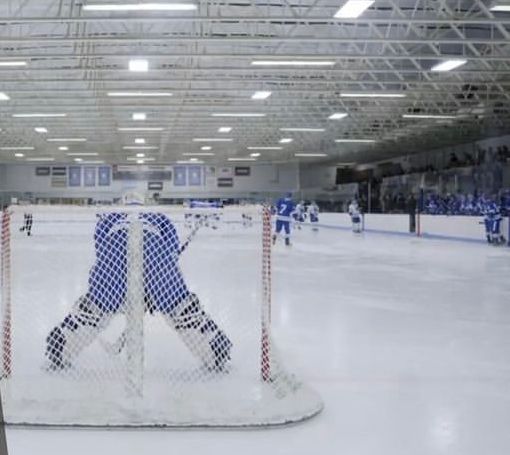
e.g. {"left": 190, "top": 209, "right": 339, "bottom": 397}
{"left": 12, "top": 113, "right": 66, "bottom": 118}
{"left": 335, "top": 139, "right": 376, "bottom": 143}
{"left": 74, "top": 158, "right": 83, "bottom": 162}
{"left": 251, "top": 91, "right": 272, "bottom": 100}
{"left": 279, "top": 127, "right": 325, "bottom": 132}
{"left": 490, "top": 3, "right": 510, "bottom": 11}
{"left": 211, "top": 113, "right": 265, "bottom": 117}
{"left": 228, "top": 158, "right": 257, "bottom": 162}
{"left": 340, "top": 92, "right": 406, "bottom": 98}
{"left": 201, "top": 146, "right": 212, "bottom": 151}
{"left": 294, "top": 153, "right": 328, "bottom": 157}
{"left": 328, "top": 113, "right": 348, "bottom": 120}
{"left": 334, "top": 0, "right": 374, "bottom": 18}
{"left": 58, "top": 146, "right": 69, "bottom": 151}
{"left": 129, "top": 59, "right": 148, "bottom": 72}
{"left": 0, "top": 93, "right": 11, "bottom": 101}
{"left": 430, "top": 59, "right": 467, "bottom": 72}
{"left": 136, "top": 153, "right": 146, "bottom": 158}
{"left": 279, "top": 138, "right": 293, "bottom": 144}
{"left": 83, "top": 3, "right": 197, "bottom": 11}
{"left": 247, "top": 146, "right": 282, "bottom": 150}
{"left": 0, "top": 61, "right": 27, "bottom": 67}
{"left": 25, "top": 157, "right": 55, "bottom": 162}
{"left": 118, "top": 127, "right": 164, "bottom": 131}
{"left": 402, "top": 114, "right": 457, "bottom": 119}
{"left": 34, "top": 127, "right": 48, "bottom": 133}
{"left": 177, "top": 160, "right": 205, "bottom": 164}
{"left": 250, "top": 153, "right": 261, "bottom": 157}
{"left": 218, "top": 127, "right": 232, "bottom": 133}
{"left": 47, "top": 138, "right": 87, "bottom": 142}
{"left": 14, "top": 153, "right": 25, "bottom": 158}
{"left": 108, "top": 92, "right": 172, "bottom": 97}
{"left": 182, "top": 152, "right": 215, "bottom": 156}
{"left": 66, "top": 152, "right": 99, "bottom": 156}
{"left": 193, "top": 138, "right": 233, "bottom": 142}
{"left": 251, "top": 60, "right": 335, "bottom": 66}
{"left": 0, "top": 146, "right": 35, "bottom": 151}
{"left": 123, "top": 146, "right": 158, "bottom": 150}
{"left": 132, "top": 112, "right": 147, "bottom": 121}
{"left": 135, "top": 138, "right": 146, "bottom": 144}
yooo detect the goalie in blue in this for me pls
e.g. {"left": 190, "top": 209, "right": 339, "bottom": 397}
{"left": 483, "top": 200, "right": 505, "bottom": 245}
{"left": 45, "top": 211, "right": 232, "bottom": 372}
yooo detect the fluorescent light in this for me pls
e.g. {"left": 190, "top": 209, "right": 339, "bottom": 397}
{"left": 247, "top": 146, "right": 282, "bottom": 150}
{"left": 34, "top": 127, "right": 48, "bottom": 133}
{"left": 0, "top": 61, "right": 27, "bottom": 67}
{"left": 136, "top": 153, "right": 146, "bottom": 158}
{"left": 129, "top": 59, "right": 148, "bottom": 72}
{"left": 108, "top": 92, "right": 172, "bottom": 97}
{"left": 25, "top": 157, "right": 55, "bottom": 162}
{"left": 66, "top": 152, "right": 99, "bottom": 156}
{"left": 74, "top": 158, "right": 83, "bottom": 162}
{"left": 218, "top": 127, "right": 232, "bottom": 133}
{"left": 250, "top": 153, "right": 261, "bottom": 157}
{"left": 14, "top": 153, "right": 24, "bottom": 158}
{"left": 58, "top": 146, "right": 69, "bottom": 151}
{"left": 0, "top": 146, "right": 34, "bottom": 151}
{"left": 193, "top": 138, "right": 233, "bottom": 142}
{"left": 127, "top": 157, "right": 155, "bottom": 162}
{"left": 335, "top": 139, "right": 376, "bottom": 143}
{"left": 0, "top": 93, "right": 10, "bottom": 101}
{"left": 135, "top": 138, "right": 146, "bottom": 144}
{"left": 182, "top": 152, "right": 215, "bottom": 156}
{"left": 47, "top": 138, "right": 87, "bottom": 142}
{"left": 132, "top": 112, "right": 147, "bottom": 121}
{"left": 430, "top": 59, "right": 467, "bottom": 72}
{"left": 81, "top": 160, "right": 105, "bottom": 164}
{"left": 177, "top": 160, "right": 204, "bottom": 164}
{"left": 402, "top": 114, "right": 457, "bottom": 119}
{"left": 334, "top": 0, "right": 374, "bottom": 18}
{"left": 137, "top": 160, "right": 144, "bottom": 164}
{"left": 123, "top": 146, "right": 158, "bottom": 150}
{"left": 279, "top": 127, "right": 325, "bottom": 132}
{"left": 189, "top": 158, "right": 199, "bottom": 162}
{"left": 340, "top": 92, "right": 406, "bottom": 98}
{"left": 279, "top": 138, "right": 293, "bottom": 144}
{"left": 201, "top": 146, "right": 212, "bottom": 150}
{"left": 251, "top": 60, "right": 335, "bottom": 66}
{"left": 118, "top": 127, "right": 164, "bottom": 131}
{"left": 490, "top": 4, "right": 510, "bottom": 11}
{"left": 83, "top": 3, "right": 197, "bottom": 11}
{"left": 328, "top": 112, "right": 348, "bottom": 120}
{"left": 251, "top": 91, "right": 272, "bottom": 100}
{"left": 12, "top": 113, "right": 66, "bottom": 118}
{"left": 228, "top": 158, "right": 257, "bottom": 161}
{"left": 211, "top": 113, "right": 265, "bottom": 117}
{"left": 294, "top": 153, "right": 328, "bottom": 157}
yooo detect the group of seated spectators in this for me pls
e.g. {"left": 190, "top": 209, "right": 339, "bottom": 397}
{"left": 423, "top": 190, "right": 510, "bottom": 216}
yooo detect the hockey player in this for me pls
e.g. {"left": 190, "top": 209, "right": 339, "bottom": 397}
{"left": 348, "top": 200, "right": 363, "bottom": 233}
{"left": 307, "top": 201, "right": 319, "bottom": 232}
{"left": 293, "top": 201, "right": 306, "bottom": 229}
{"left": 482, "top": 199, "right": 505, "bottom": 245}
{"left": 273, "top": 193, "right": 295, "bottom": 246}
{"left": 19, "top": 212, "right": 33, "bottom": 236}
{"left": 45, "top": 206, "right": 232, "bottom": 373}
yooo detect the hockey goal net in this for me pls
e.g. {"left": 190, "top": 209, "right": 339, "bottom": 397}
{"left": 0, "top": 204, "right": 322, "bottom": 426}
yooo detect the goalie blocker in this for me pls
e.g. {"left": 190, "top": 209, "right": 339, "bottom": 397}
{"left": 46, "top": 211, "right": 232, "bottom": 373}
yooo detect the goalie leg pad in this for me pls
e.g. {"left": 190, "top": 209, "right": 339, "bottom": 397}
{"left": 46, "top": 294, "right": 110, "bottom": 370}
{"left": 166, "top": 294, "right": 232, "bottom": 371}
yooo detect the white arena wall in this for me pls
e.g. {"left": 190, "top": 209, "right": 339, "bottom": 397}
{"left": 317, "top": 212, "right": 510, "bottom": 244}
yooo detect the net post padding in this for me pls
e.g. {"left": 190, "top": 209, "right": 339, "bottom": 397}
{"left": 1, "top": 210, "right": 11, "bottom": 378}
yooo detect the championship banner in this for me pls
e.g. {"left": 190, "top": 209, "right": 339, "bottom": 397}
{"left": 174, "top": 166, "right": 187, "bottom": 186}
{"left": 84, "top": 167, "right": 96, "bottom": 187}
{"left": 188, "top": 166, "right": 202, "bottom": 186}
{"left": 98, "top": 166, "right": 111, "bottom": 186}
{"left": 68, "top": 166, "right": 82, "bottom": 187}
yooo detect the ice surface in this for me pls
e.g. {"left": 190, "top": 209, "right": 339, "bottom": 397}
{"left": 5, "top": 214, "right": 510, "bottom": 454}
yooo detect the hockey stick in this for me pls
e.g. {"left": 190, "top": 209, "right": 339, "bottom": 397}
{"left": 99, "top": 218, "right": 205, "bottom": 356}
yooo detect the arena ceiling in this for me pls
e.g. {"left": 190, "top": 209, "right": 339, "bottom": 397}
{"left": 0, "top": 0, "right": 509, "bottom": 167}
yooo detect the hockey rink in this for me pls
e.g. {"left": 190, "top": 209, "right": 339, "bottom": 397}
{"left": 4, "top": 213, "right": 510, "bottom": 454}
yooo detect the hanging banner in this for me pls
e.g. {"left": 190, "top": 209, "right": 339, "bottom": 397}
{"left": 84, "top": 167, "right": 96, "bottom": 187}
{"left": 188, "top": 166, "right": 202, "bottom": 186}
{"left": 68, "top": 166, "right": 82, "bottom": 187}
{"left": 174, "top": 166, "right": 187, "bottom": 186}
{"left": 98, "top": 166, "right": 111, "bottom": 186}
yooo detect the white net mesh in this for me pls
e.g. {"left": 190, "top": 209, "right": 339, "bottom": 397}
{"left": 0, "top": 204, "right": 322, "bottom": 427}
